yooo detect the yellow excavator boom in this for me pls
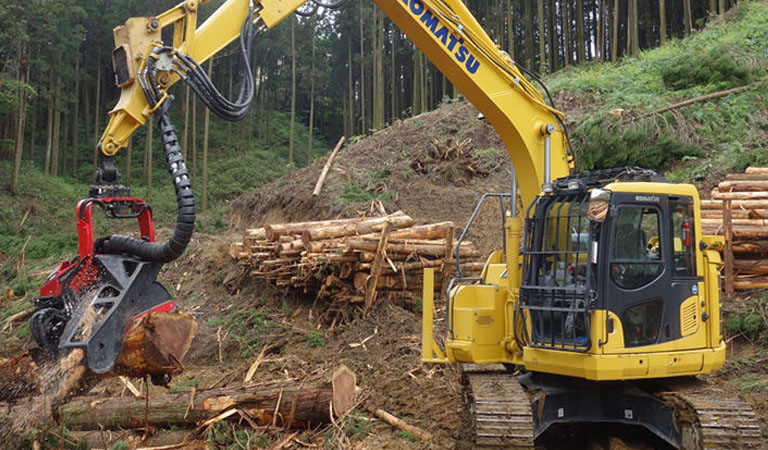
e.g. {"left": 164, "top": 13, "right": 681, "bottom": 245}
{"left": 99, "top": 0, "right": 572, "bottom": 207}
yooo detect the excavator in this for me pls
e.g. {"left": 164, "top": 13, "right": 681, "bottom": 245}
{"left": 27, "top": 0, "right": 761, "bottom": 447}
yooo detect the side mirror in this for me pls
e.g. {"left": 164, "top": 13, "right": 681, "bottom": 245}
{"left": 587, "top": 188, "right": 611, "bottom": 222}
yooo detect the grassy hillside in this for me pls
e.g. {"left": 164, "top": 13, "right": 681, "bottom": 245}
{"left": 546, "top": 1, "right": 768, "bottom": 183}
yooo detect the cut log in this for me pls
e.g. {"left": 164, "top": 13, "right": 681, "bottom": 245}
{"left": 701, "top": 209, "right": 768, "bottom": 219}
{"left": 265, "top": 217, "right": 364, "bottom": 241}
{"left": 346, "top": 239, "right": 478, "bottom": 258}
{"left": 229, "top": 243, "right": 247, "bottom": 259}
{"left": 701, "top": 218, "right": 768, "bottom": 227}
{"left": 711, "top": 190, "right": 768, "bottom": 200}
{"left": 733, "top": 259, "right": 768, "bottom": 275}
{"left": 388, "top": 222, "right": 455, "bottom": 240}
{"left": 725, "top": 173, "right": 768, "bottom": 181}
{"left": 302, "top": 212, "right": 412, "bottom": 241}
{"left": 701, "top": 199, "right": 768, "bottom": 210}
{"left": 245, "top": 228, "right": 266, "bottom": 240}
{"left": 733, "top": 277, "right": 768, "bottom": 290}
{"left": 717, "top": 180, "right": 768, "bottom": 192}
{"left": 113, "top": 311, "right": 198, "bottom": 378}
{"left": 0, "top": 366, "right": 357, "bottom": 432}
{"left": 733, "top": 241, "right": 768, "bottom": 255}
{"left": 745, "top": 167, "right": 768, "bottom": 175}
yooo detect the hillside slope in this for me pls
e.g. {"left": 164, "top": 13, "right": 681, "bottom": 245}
{"left": 546, "top": 1, "right": 768, "bottom": 183}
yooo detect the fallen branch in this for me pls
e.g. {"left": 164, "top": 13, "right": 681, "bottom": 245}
{"left": 313, "top": 136, "right": 345, "bottom": 196}
{"left": 639, "top": 84, "right": 753, "bottom": 119}
{"left": 368, "top": 406, "right": 433, "bottom": 441}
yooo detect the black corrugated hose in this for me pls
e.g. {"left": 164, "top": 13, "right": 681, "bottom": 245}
{"left": 95, "top": 99, "right": 195, "bottom": 263}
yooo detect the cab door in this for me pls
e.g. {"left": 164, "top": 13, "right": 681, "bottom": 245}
{"left": 604, "top": 194, "right": 674, "bottom": 349}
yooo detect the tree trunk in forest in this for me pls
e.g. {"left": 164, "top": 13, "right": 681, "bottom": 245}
{"left": 563, "top": 0, "right": 570, "bottom": 65}
{"left": 577, "top": 0, "right": 585, "bottom": 63}
{"left": 507, "top": 0, "right": 515, "bottom": 59}
{"left": 718, "top": 0, "right": 725, "bottom": 15}
{"left": 626, "top": 0, "right": 639, "bottom": 57}
{"left": 537, "top": 0, "right": 546, "bottom": 72}
{"left": 524, "top": 0, "right": 534, "bottom": 69}
{"left": 71, "top": 58, "right": 79, "bottom": 177}
{"left": 202, "top": 60, "right": 212, "bottom": 213}
{"left": 359, "top": 0, "right": 366, "bottom": 133}
{"left": 347, "top": 37, "right": 354, "bottom": 137}
{"left": 597, "top": 0, "right": 605, "bottom": 60}
{"left": 145, "top": 121, "right": 153, "bottom": 197}
{"left": 659, "top": 0, "right": 667, "bottom": 45}
{"left": 93, "top": 51, "right": 101, "bottom": 171}
{"left": 11, "top": 64, "right": 28, "bottom": 193}
{"left": 44, "top": 71, "right": 54, "bottom": 175}
{"left": 611, "top": 0, "right": 619, "bottom": 61}
{"left": 182, "top": 85, "right": 189, "bottom": 158}
{"left": 710, "top": 0, "right": 717, "bottom": 15}
{"left": 548, "top": 0, "right": 558, "bottom": 71}
{"left": 683, "top": 0, "right": 693, "bottom": 36}
{"left": 289, "top": 17, "right": 296, "bottom": 164}
{"left": 28, "top": 96, "right": 36, "bottom": 162}
{"left": 308, "top": 20, "right": 316, "bottom": 164}
{"left": 125, "top": 137, "right": 132, "bottom": 186}
{"left": 391, "top": 30, "right": 397, "bottom": 119}
{"left": 51, "top": 76, "right": 62, "bottom": 177}
{"left": 412, "top": 50, "right": 422, "bottom": 115}
{"left": 191, "top": 95, "right": 197, "bottom": 177}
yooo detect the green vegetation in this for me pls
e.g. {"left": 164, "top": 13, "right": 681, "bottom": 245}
{"left": 546, "top": 2, "right": 768, "bottom": 179}
{"left": 305, "top": 330, "right": 326, "bottom": 347}
{"left": 206, "top": 421, "right": 270, "bottom": 448}
{"left": 169, "top": 377, "right": 200, "bottom": 393}
{"left": 342, "top": 409, "right": 374, "bottom": 441}
{"left": 395, "top": 430, "right": 419, "bottom": 442}
{"left": 725, "top": 295, "right": 768, "bottom": 342}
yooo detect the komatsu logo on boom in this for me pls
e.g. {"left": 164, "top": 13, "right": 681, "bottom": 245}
{"left": 403, "top": 0, "right": 481, "bottom": 74}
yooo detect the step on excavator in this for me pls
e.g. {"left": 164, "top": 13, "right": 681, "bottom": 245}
{"left": 28, "top": 0, "right": 761, "bottom": 447}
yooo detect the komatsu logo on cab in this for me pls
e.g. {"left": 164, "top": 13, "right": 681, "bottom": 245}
{"left": 403, "top": 0, "right": 481, "bottom": 74}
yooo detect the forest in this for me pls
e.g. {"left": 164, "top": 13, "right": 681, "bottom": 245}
{"left": 0, "top": 0, "right": 739, "bottom": 200}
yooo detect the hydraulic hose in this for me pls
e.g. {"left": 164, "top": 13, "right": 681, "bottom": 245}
{"left": 96, "top": 100, "right": 195, "bottom": 263}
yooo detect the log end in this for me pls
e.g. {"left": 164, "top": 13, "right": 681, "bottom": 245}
{"left": 331, "top": 365, "right": 357, "bottom": 417}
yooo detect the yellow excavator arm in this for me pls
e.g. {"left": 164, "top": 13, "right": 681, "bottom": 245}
{"left": 100, "top": 0, "right": 572, "bottom": 206}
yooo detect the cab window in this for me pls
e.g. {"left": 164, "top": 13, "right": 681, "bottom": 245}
{"left": 671, "top": 201, "right": 695, "bottom": 278}
{"left": 611, "top": 207, "right": 663, "bottom": 290}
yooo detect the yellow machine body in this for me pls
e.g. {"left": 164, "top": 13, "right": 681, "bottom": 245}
{"left": 423, "top": 182, "right": 727, "bottom": 381}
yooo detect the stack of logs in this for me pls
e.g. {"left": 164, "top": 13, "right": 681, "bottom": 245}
{"left": 704, "top": 167, "right": 768, "bottom": 294}
{"left": 230, "top": 211, "right": 484, "bottom": 315}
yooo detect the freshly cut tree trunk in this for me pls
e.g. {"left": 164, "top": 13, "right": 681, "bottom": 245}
{"left": 266, "top": 217, "right": 363, "bottom": 241}
{"left": 113, "top": 311, "right": 198, "bottom": 378}
{"left": 39, "top": 366, "right": 357, "bottom": 431}
{"left": 733, "top": 241, "right": 768, "bottom": 255}
{"left": 733, "top": 278, "right": 768, "bottom": 290}
{"left": 733, "top": 260, "right": 768, "bottom": 275}
{"left": 712, "top": 190, "right": 768, "bottom": 200}
{"left": 701, "top": 199, "right": 768, "bottom": 210}
{"left": 717, "top": 180, "right": 768, "bottom": 192}
{"left": 303, "top": 213, "right": 413, "bottom": 241}
{"left": 745, "top": 167, "right": 768, "bottom": 175}
{"left": 346, "top": 239, "right": 478, "bottom": 257}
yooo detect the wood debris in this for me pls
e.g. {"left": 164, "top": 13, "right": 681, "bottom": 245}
{"left": 230, "top": 211, "right": 484, "bottom": 310}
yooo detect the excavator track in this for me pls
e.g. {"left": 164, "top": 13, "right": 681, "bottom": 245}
{"left": 662, "top": 389, "right": 763, "bottom": 449}
{"left": 462, "top": 364, "right": 534, "bottom": 448}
